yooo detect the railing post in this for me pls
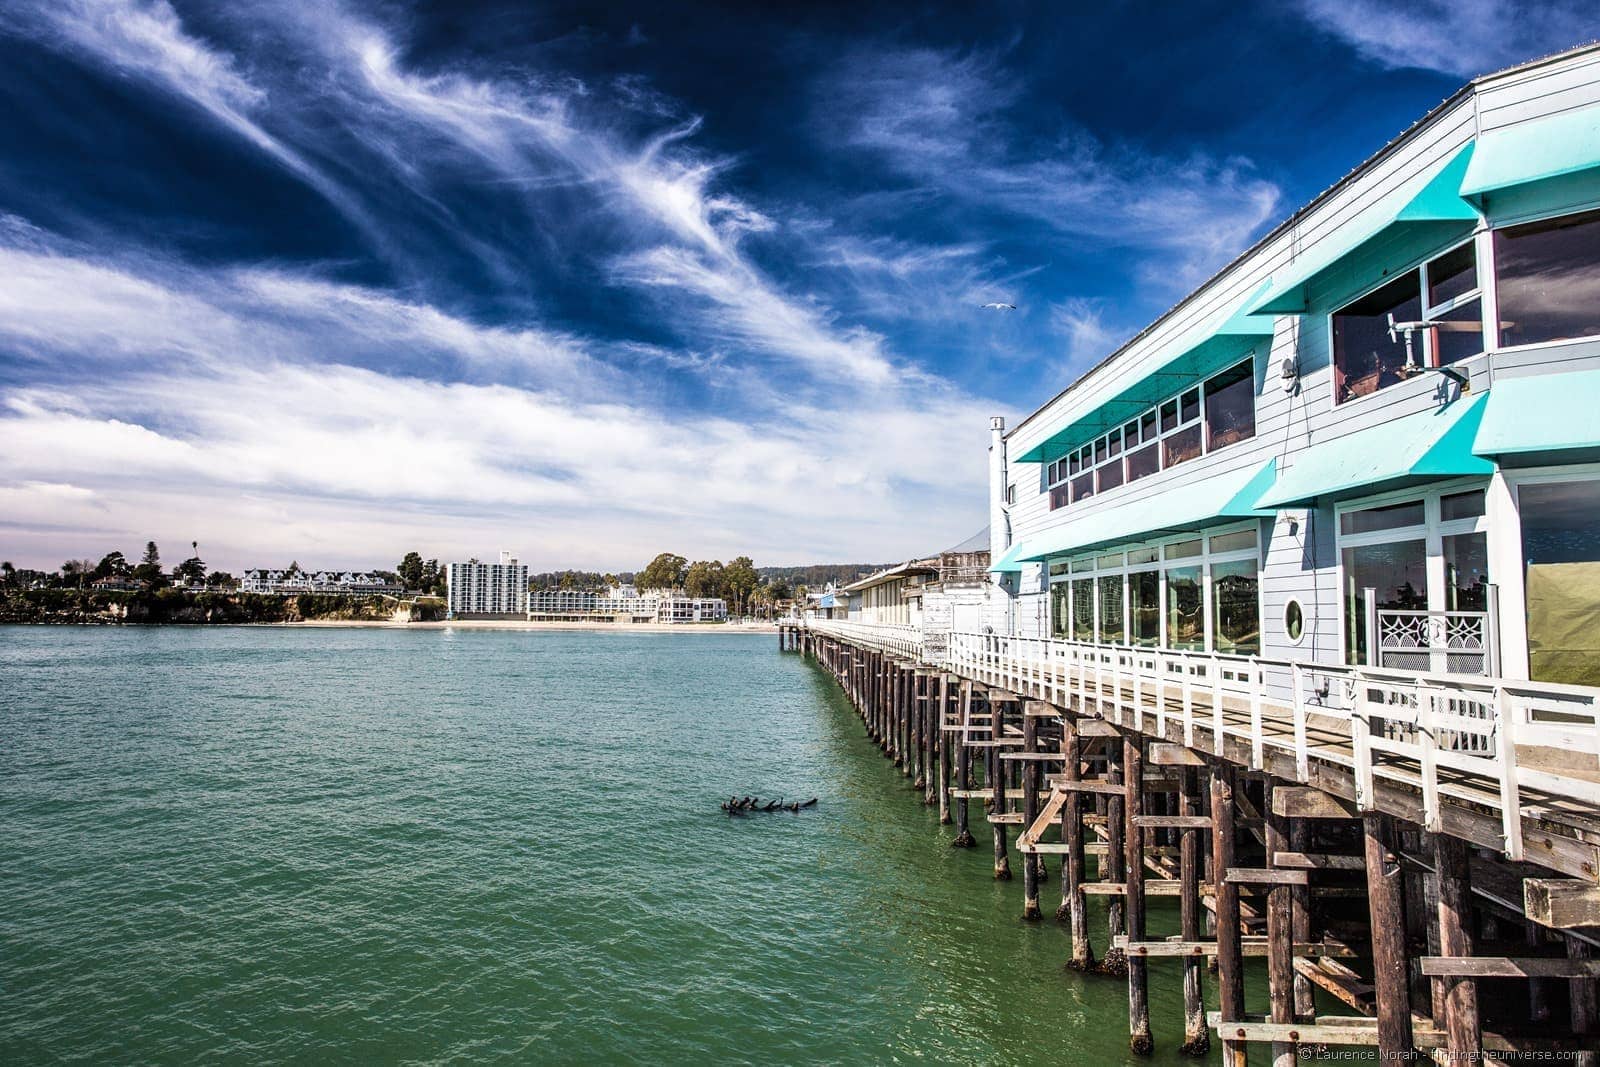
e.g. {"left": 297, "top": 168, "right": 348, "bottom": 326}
{"left": 1485, "top": 584, "right": 1501, "bottom": 677}
{"left": 1292, "top": 662, "right": 1309, "bottom": 782}
{"left": 1352, "top": 675, "right": 1374, "bottom": 810}
{"left": 1249, "top": 658, "right": 1264, "bottom": 770}
{"left": 1495, "top": 685, "right": 1523, "bottom": 860}
{"left": 1364, "top": 586, "right": 1379, "bottom": 667}
{"left": 1419, "top": 685, "right": 1441, "bottom": 832}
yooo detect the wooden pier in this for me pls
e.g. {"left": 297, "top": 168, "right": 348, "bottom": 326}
{"left": 786, "top": 621, "right": 1600, "bottom": 1061}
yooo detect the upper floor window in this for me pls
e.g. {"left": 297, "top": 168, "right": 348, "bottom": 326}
{"left": 1495, "top": 208, "right": 1600, "bottom": 349}
{"left": 1046, "top": 358, "right": 1256, "bottom": 510}
{"left": 1331, "top": 241, "right": 1482, "bottom": 405}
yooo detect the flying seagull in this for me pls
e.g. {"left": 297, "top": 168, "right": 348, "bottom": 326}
{"left": 980, "top": 302, "right": 1018, "bottom": 311}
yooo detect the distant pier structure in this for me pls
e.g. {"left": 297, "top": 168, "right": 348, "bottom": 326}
{"left": 781, "top": 42, "right": 1600, "bottom": 1063}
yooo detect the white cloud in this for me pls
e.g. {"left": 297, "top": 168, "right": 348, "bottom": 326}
{"left": 818, "top": 45, "right": 1283, "bottom": 287}
{"left": 1293, "top": 0, "right": 1596, "bottom": 79}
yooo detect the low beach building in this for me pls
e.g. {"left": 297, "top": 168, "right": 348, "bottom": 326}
{"left": 447, "top": 552, "right": 529, "bottom": 618}
{"left": 526, "top": 584, "right": 726, "bottom": 623}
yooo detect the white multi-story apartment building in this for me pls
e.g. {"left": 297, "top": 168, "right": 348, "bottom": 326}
{"left": 238, "top": 569, "right": 403, "bottom": 596}
{"left": 447, "top": 552, "right": 529, "bottom": 617}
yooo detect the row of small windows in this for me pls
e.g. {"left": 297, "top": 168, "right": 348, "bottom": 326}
{"left": 1044, "top": 359, "right": 1256, "bottom": 510}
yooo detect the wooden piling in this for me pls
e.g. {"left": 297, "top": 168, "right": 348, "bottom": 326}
{"left": 1363, "top": 811, "right": 1413, "bottom": 1058}
{"left": 991, "top": 696, "right": 1011, "bottom": 881}
{"left": 937, "top": 674, "right": 953, "bottom": 824}
{"left": 1211, "top": 763, "right": 1245, "bottom": 1067}
{"left": 1125, "top": 733, "right": 1152, "bottom": 1056}
{"left": 1431, "top": 832, "right": 1481, "bottom": 1062}
{"left": 1178, "top": 764, "right": 1208, "bottom": 1055}
{"left": 1061, "top": 710, "right": 1095, "bottom": 970}
{"left": 1264, "top": 780, "right": 1295, "bottom": 1067}
{"left": 1021, "top": 703, "right": 1042, "bottom": 920}
{"left": 952, "top": 681, "right": 975, "bottom": 848}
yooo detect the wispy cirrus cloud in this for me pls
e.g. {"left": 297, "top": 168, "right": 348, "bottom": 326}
{"left": 815, "top": 45, "right": 1282, "bottom": 287}
{"left": 1292, "top": 0, "right": 1596, "bottom": 79}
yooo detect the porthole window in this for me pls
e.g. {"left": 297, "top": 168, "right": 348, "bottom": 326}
{"left": 1284, "top": 599, "right": 1305, "bottom": 644}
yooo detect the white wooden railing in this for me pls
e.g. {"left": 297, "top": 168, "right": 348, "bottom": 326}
{"left": 803, "top": 619, "right": 1600, "bottom": 864}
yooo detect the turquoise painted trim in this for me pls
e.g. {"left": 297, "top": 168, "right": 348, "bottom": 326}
{"left": 1474, "top": 369, "right": 1600, "bottom": 455}
{"left": 1014, "top": 281, "right": 1275, "bottom": 465}
{"left": 1256, "top": 395, "right": 1491, "bottom": 509}
{"left": 1461, "top": 104, "right": 1600, "bottom": 199}
{"left": 1015, "top": 458, "right": 1276, "bottom": 563}
{"left": 987, "top": 540, "right": 1028, "bottom": 573}
{"left": 1248, "top": 143, "right": 1479, "bottom": 316}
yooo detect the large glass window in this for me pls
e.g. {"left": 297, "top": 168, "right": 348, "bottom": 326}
{"left": 1098, "top": 573, "right": 1125, "bottom": 644}
{"left": 1129, "top": 569, "right": 1160, "bottom": 647}
{"left": 1333, "top": 273, "right": 1421, "bottom": 404}
{"left": 1071, "top": 578, "right": 1095, "bottom": 643}
{"left": 1165, "top": 565, "right": 1204, "bottom": 651}
{"left": 1342, "top": 540, "right": 1428, "bottom": 665}
{"left": 1204, "top": 361, "right": 1256, "bottom": 451}
{"left": 1050, "top": 581, "right": 1071, "bottom": 639}
{"left": 1443, "top": 532, "right": 1488, "bottom": 612}
{"left": 1518, "top": 479, "right": 1600, "bottom": 685}
{"left": 1212, "top": 558, "right": 1260, "bottom": 656}
{"left": 1495, "top": 208, "right": 1600, "bottom": 348}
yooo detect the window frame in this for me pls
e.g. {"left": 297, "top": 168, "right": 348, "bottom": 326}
{"left": 1489, "top": 204, "right": 1600, "bottom": 355}
{"left": 1332, "top": 478, "right": 1491, "bottom": 667}
{"left": 1326, "top": 236, "right": 1484, "bottom": 410}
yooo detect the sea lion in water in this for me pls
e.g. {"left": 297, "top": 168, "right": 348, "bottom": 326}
{"left": 800, "top": 797, "right": 818, "bottom": 808}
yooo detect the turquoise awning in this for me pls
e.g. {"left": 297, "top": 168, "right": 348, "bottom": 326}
{"left": 1014, "top": 458, "right": 1277, "bottom": 562}
{"left": 988, "top": 540, "right": 1028, "bottom": 573}
{"left": 1247, "top": 142, "right": 1479, "bottom": 316}
{"left": 1461, "top": 104, "right": 1600, "bottom": 199}
{"left": 1256, "top": 395, "right": 1491, "bottom": 509}
{"left": 1014, "top": 281, "right": 1275, "bottom": 465}
{"left": 1474, "top": 369, "right": 1600, "bottom": 457}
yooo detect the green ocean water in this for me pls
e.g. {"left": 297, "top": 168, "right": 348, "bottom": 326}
{"left": 1, "top": 626, "right": 1234, "bottom": 1064}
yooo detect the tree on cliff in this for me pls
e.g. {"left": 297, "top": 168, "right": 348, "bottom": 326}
{"left": 397, "top": 551, "right": 426, "bottom": 590}
{"left": 173, "top": 556, "right": 208, "bottom": 584}
{"left": 637, "top": 552, "right": 688, "bottom": 592}
{"left": 93, "top": 551, "right": 129, "bottom": 578}
{"left": 132, "top": 541, "right": 164, "bottom": 585}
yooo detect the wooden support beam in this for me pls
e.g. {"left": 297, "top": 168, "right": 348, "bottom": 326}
{"left": 1179, "top": 764, "right": 1209, "bottom": 1056}
{"left": 1225, "top": 867, "right": 1310, "bottom": 886}
{"left": 1265, "top": 781, "right": 1295, "bottom": 1067}
{"left": 1419, "top": 957, "right": 1600, "bottom": 979}
{"left": 1150, "top": 742, "right": 1207, "bottom": 766}
{"left": 991, "top": 696, "right": 1011, "bottom": 881}
{"left": 1061, "top": 710, "right": 1094, "bottom": 972}
{"left": 1134, "top": 815, "right": 1213, "bottom": 829}
{"left": 1524, "top": 878, "right": 1600, "bottom": 929}
{"left": 1271, "top": 851, "right": 1365, "bottom": 871}
{"left": 1207, "top": 1012, "right": 1380, "bottom": 1046}
{"left": 1271, "top": 786, "right": 1358, "bottom": 820}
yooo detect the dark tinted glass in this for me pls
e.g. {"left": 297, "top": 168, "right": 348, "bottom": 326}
{"left": 1107, "top": 430, "right": 1122, "bottom": 457}
{"left": 1427, "top": 242, "right": 1476, "bottom": 307}
{"left": 1124, "top": 420, "right": 1140, "bottom": 444}
{"left": 1071, "top": 472, "right": 1094, "bottom": 503}
{"left": 1125, "top": 442, "right": 1160, "bottom": 482}
{"left": 1094, "top": 437, "right": 1108, "bottom": 464}
{"left": 1204, "top": 360, "right": 1256, "bottom": 451}
{"left": 1160, "top": 399, "right": 1178, "bottom": 432}
{"left": 1434, "top": 298, "right": 1483, "bottom": 366}
{"left": 1495, "top": 209, "right": 1600, "bottom": 347}
{"left": 1340, "top": 500, "right": 1425, "bottom": 535}
{"left": 1162, "top": 424, "right": 1202, "bottom": 467}
{"left": 1141, "top": 411, "right": 1157, "bottom": 439}
{"left": 1097, "top": 462, "right": 1124, "bottom": 492}
{"left": 1332, "top": 272, "right": 1422, "bottom": 404}
{"left": 1180, "top": 388, "right": 1200, "bottom": 423}
{"left": 1441, "top": 490, "right": 1485, "bottom": 521}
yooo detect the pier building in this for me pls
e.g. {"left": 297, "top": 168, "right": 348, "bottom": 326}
{"left": 789, "top": 42, "right": 1600, "bottom": 1066}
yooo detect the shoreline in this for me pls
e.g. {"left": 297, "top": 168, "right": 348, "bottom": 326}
{"left": 264, "top": 618, "right": 782, "bottom": 634}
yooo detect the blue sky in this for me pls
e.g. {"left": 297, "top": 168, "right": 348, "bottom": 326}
{"left": 0, "top": 0, "right": 1593, "bottom": 572}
